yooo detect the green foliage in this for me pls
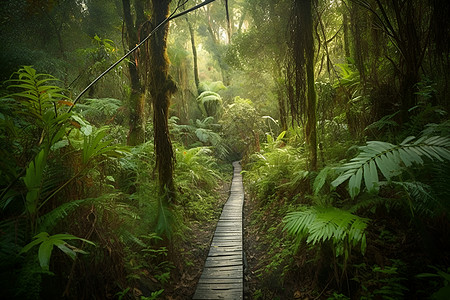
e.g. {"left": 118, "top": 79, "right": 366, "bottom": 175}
{"left": 334, "top": 63, "right": 361, "bottom": 90}
{"left": 4, "top": 66, "right": 72, "bottom": 149}
{"left": 198, "top": 81, "right": 226, "bottom": 94}
{"left": 331, "top": 135, "right": 450, "bottom": 199}
{"left": 417, "top": 266, "right": 450, "bottom": 300}
{"left": 175, "top": 145, "right": 222, "bottom": 221}
{"left": 76, "top": 97, "right": 123, "bottom": 125}
{"left": 283, "top": 206, "right": 368, "bottom": 257}
{"left": 82, "top": 126, "right": 129, "bottom": 165}
{"left": 265, "top": 130, "right": 286, "bottom": 150}
{"left": 169, "top": 116, "right": 229, "bottom": 160}
{"left": 23, "top": 149, "right": 47, "bottom": 218}
{"left": 6, "top": 66, "right": 70, "bottom": 121}
{"left": 20, "top": 232, "right": 95, "bottom": 271}
{"left": 196, "top": 91, "right": 223, "bottom": 118}
{"left": 353, "top": 260, "right": 408, "bottom": 300}
{"left": 220, "top": 96, "right": 263, "bottom": 158}
{"left": 364, "top": 111, "right": 400, "bottom": 140}
{"left": 245, "top": 143, "right": 308, "bottom": 204}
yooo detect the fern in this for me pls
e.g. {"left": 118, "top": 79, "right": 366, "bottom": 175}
{"left": 196, "top": 91, "right": 223, "bottom": 118}
{"left": 283, "top": 206, "right": 368, "bottom": 256}
{"left": 75, "top": 98, "right": 122, "bottom": 124}
{"left": 6, "top": 66, "right": 70, "bottom": 120}
{"left": 331, "top": 135, "right": 450, "bottom": 199}
{"left": 37, "top": 197, "right": 96, "bottom": 232}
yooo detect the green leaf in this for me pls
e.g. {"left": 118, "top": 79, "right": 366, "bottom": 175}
{"left": 72, "top": 115, "right": 93, "bottom": 136}
{"left": 38, "top": 240, "right": 54, "bottom": 270}
{"left": 313, "top": 167, "right": 330, "bottom": 195}
{"left": 20, "top": 232, "right": 95, "bottom": 271}
{"left": 20, "top": 232, "right": 49, "bottom": 254}
{"left": 55, "top": 242, "right": 77, "bottom": 260}
{"left": 349, "top": 168, "right": 362, "bottom": 199}
{"left": 332, "top": 135, "right": 450, "bottom": 198}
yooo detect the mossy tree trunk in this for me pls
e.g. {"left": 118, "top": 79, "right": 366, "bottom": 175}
{"left": 123, "top": 0, "right": 146, "bottom": 146}
{"left": 149, "top": 0, "right": 177, "bottom": 201}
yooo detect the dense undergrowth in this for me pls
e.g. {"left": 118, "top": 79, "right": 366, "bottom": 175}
{"left": 243, "top": 115, "right": 450, "bottom": 299}
{"left": 0, "top": 67, "right": 232, "bottom": 299}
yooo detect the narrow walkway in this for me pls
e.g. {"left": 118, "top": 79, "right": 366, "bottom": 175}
{"left": 193, "top": 161, "right": 244, "bottom": 300}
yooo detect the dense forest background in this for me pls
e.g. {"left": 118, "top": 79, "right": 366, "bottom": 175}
{"left": 1, "top": 0, "right": 449, "bottom": 299}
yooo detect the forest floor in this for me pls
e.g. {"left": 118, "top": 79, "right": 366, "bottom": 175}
{"left": 243, "top": 193, "right": 317, "bottom": 300}
{"left": 243, "top": 195, "right": 299, "bottom": 300}
{"left": 163, "top": 179, "right": 231, "bottom": 299}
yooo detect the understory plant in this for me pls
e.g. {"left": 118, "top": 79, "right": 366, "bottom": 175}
{"left": 0, "top": 67, "right": 133, "bottom": 298}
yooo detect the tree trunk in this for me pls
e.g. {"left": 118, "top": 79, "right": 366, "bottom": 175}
{"left": 306, "top": 53, "right": 317, "bottom": 170}
{"left": 123, "top": 0, "right": 145, "bottom": 146}
{"left": 149, "top": 0, "right": 177, "bottom": 201}
{"left": 304, "top": 0, "right": 317, "bottom": 171}
{"left": 342, "top": 4, "right": 350, "bottom": 58}
{"left": 186, "top": 14, "right": 200, "bottom": 94}
{"left": 288, "top": 0, "right": 318, "bottom": 171}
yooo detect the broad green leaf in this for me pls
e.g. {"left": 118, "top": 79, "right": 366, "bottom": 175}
{"left": 20, "top": 232, "right": 95, "bottom": 271}
{"left": 400, "top": 136, "right": 416, "bottom": 145}
{"left": 20, "top": 232, "right": 49, "bottom": 254}
{"left": 349, "top": 167, "right": 362, "bottom": 199}
{"left": 276, "top": 130, "right": 286, "bottom": 141}
{"left": 398, "top": 148, "right": 413, "bottom": 167}
{"left": 38, "top": 240, "right": 54, "bottom": 270}
{"left": 55, "top": 242, "right": 77, "bottom": 260}
{"left": 375, "top": 154, "right": 392, "bottom": 180}
{"left": 331, "top": 170, "right": 354, "bottom": 188}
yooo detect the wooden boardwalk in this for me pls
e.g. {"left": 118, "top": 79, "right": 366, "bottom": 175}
{"left": 193, "top": 161, "right": 244, "bottom": 300}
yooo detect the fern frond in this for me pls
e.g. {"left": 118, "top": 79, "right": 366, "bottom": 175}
{"left": 37, "top": 198, "right": 94, "bottom": 233}
{"left": 391, "top": 181, "right": 440, "bottom": 216}
{"left": 283, "top": 206, "right": 368, "bottom": 255}
{"left": 331, "top": 136, "right": 450, "bottom": 199}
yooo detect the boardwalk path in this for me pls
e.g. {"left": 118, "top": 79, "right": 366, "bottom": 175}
{"left": 193, "top": 161, "right": 244, "bottom": 300}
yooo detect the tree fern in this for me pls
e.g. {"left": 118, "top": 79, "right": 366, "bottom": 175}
{"left": 196, "top": 91, "right": 223, "bottom": 118}
{"left": 283, "top": 206, "right": 368, "bottom": 257}
{"left": 331, "top": 135, "right": 450, "bottom": 199}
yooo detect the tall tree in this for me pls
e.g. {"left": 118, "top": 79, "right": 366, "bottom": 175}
{"left": 149, "top": 0, "right": 177, "bottom": 207}
{"left": 287, "top": 0, "right": 317, "bottom": 170}
{"left": 122, "top": 0, "right": 146, "bottom": 145}
{"left": 185, "top": 9, "right": 200, "bottom": 93}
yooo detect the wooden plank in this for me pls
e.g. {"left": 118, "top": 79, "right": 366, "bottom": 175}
{"left": 216, "top": 221, "right": 242, "bottom": 226}
{"left": 198, "top": 278, "right": 243, "bottom": 284}
{"left": 208, "top": 250, "right": 242, "bottom": 257}
{"left": 200, "top": 269, "right": 241, "bottom": 279}
{"left": 195, "top": 283, "right": 243, "bottom": 290}
{"left": 210, "top": 242, "right": 241, "bottom": 247}
{"left": 204, "top": 259, "right": 241, "bottom": 268}
{"left": 193, "top": 291, "right": 242, "bottom": 300}
{"left": 206, "top": 255, "right": 241, "bottom": 262}
{"left": 213, "top": 232, "right": 241, "bottom": 237}
{"left": 209, "top": 247, "right": 242, "bottom": 254}
{"left": 212, "top": 235, "right": 241, "bottom": 240}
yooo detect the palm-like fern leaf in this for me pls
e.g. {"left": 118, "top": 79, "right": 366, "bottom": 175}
{"left": 331, "top": 136, "right": 450, "bottom": 199}
{"left": 283, "top": 206, "right": 368, "bottom": 255}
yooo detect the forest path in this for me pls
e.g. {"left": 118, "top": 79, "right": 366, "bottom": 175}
{"left": 192, "top": 161, "right": 244, "bottom": 300}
